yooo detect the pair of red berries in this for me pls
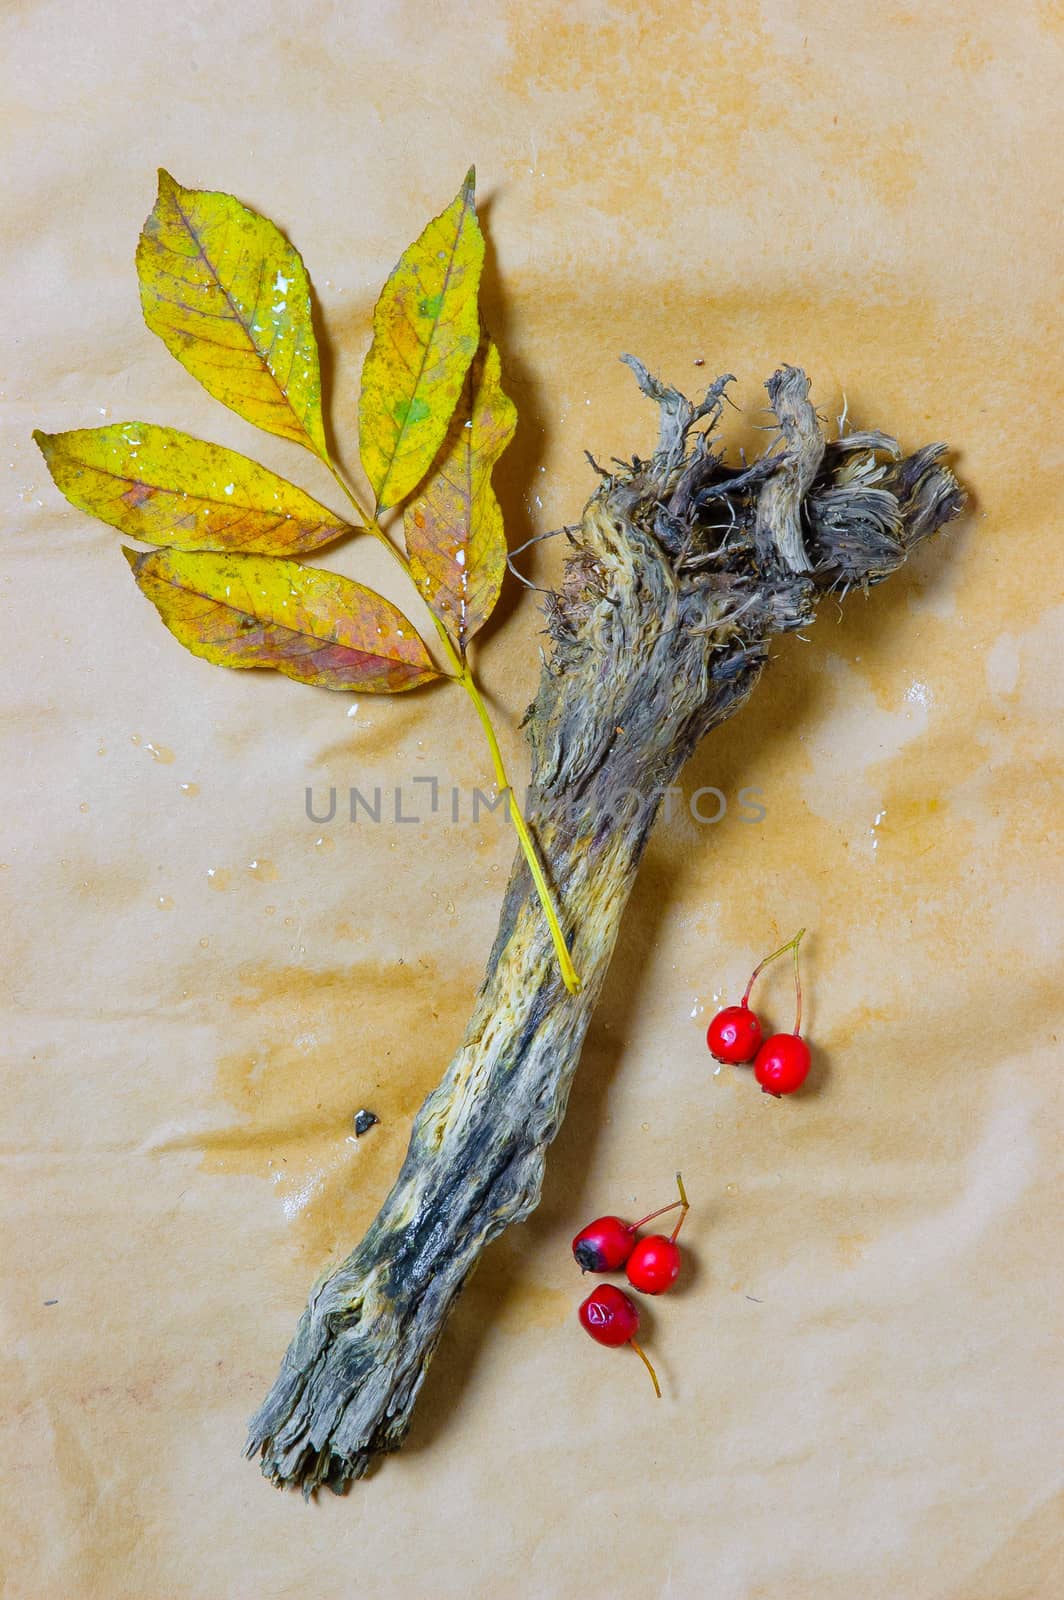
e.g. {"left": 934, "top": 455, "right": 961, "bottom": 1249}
{"left": 706, "top": 928, "right": 812, "bottom": 1096}
{"left": 573, "top": 1174, "right": 690, "bottom": 1396}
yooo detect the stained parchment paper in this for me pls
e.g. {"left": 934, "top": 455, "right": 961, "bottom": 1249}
{"left": 3, "top": 2, "right": 1062, "bottom": 1596}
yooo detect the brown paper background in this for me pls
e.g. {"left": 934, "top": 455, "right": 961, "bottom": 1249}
{"left": 4, "top": 2, "right": 1062, "bottom": 1595}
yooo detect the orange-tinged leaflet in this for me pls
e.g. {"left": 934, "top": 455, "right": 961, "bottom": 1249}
{"left": 404, "top": 340, "right": 516, "bottom": 652}
{"left": 35, "top": 423, "right": 353, "bottom": 553}
{"left": 126, "top": 547, "right": 439, "bottom": 693}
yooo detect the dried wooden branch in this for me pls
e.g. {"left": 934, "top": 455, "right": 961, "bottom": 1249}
{"left": 246, "top": 364, "right": 964, "bottom": 1493}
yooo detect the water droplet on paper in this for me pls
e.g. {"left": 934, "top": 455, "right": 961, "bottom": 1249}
{"left": 179, "top": 782, "right": 200, "bottom": 797}
{"left": 145, "top": 742, "right": 175, "bottom": 764}
{"left": 157, "top": 894, "right": 175, "bottom": 911}
{"left": 247, "top": 858, "right": 279, "bottom": 882}
{"left": 207, "top": 867, "right": 233, "bottom": 892}
{"left": 78, "top": 801, "right": 90, "bottom": 814}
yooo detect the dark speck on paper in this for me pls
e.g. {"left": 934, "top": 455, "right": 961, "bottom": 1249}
{"left": 353, "top": 1109, "right": 379, "bottom": 1137}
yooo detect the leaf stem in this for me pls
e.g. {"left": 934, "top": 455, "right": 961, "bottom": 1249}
{"left": 456, "top": 658, "right": 579, "bottom": 992}
{"left": 501, "top": 762, "right": 582, "bottom": 994}
{"left": 325, "top": 460, "right": 581, "bottom": 995}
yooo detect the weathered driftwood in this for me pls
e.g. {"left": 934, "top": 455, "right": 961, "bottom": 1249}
{"left": 247, "top": 364, "right": 964, "bottom": 1493}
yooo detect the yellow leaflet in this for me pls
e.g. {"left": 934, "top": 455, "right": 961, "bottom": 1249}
{"left": 35, "top": 423, "right": 353, "bottom": 554}
{"left": 359, "top": 169, "right": 484, "bottom": 511}
{"left": 126, "top": 548, "right": 439, "bottom": 693}
{"left": 137, "top": 171, "right": 327, "bottom": 457}
{"left": 404, "top": 341, "right": 516, "bottom": 651}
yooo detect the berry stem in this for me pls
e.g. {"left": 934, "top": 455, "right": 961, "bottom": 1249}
{"left": 741, "top": 927, "right": 806, "bottom": 1006}
{"left": 792, "top": 927, "right": 805, "bottom": 1035}
{"left": 669, "top": 1170, "right": 690, "bottom": 1243}
{"left": 630, "top": 1198, "right": 683, "bottom": 1232}
{"left": 630, "top": 1338, "right": 662, "bottom": 1398}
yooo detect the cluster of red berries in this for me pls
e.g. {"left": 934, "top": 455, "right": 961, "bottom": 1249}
{"left": 706, "top": 928, "right": 812, "bottom": 1096}
{"left": 572, "top": 1173, "right": 690, "bottom": 1396}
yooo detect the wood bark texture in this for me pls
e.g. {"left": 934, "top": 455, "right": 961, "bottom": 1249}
{"left": 247, "top": 365, "right": 965, "bottom": 1493}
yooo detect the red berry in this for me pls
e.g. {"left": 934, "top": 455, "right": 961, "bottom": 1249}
{"left": 578, "top": 1283, "right": 640, "bottom": 1347}
{"left": 571, "top": 1183, "right": 687, "bottom": 1273}
{"left": 578, "top": 1284, "right": 662, "bottom": 1396}
{"left": 626, "top": 1234, "right": 682, "bottom": 1294}
{"left": 708, "top": 930, "right": 813, "bottom": 1093}
{"left": 706, "top": 1002, "right": 762, "bottom": 1064}
{"left": 572, "top": 1215, "right": 635, "bottom": 1273}
{"left": 754, "top": 1033, "right": 811, "bottom": 1096}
